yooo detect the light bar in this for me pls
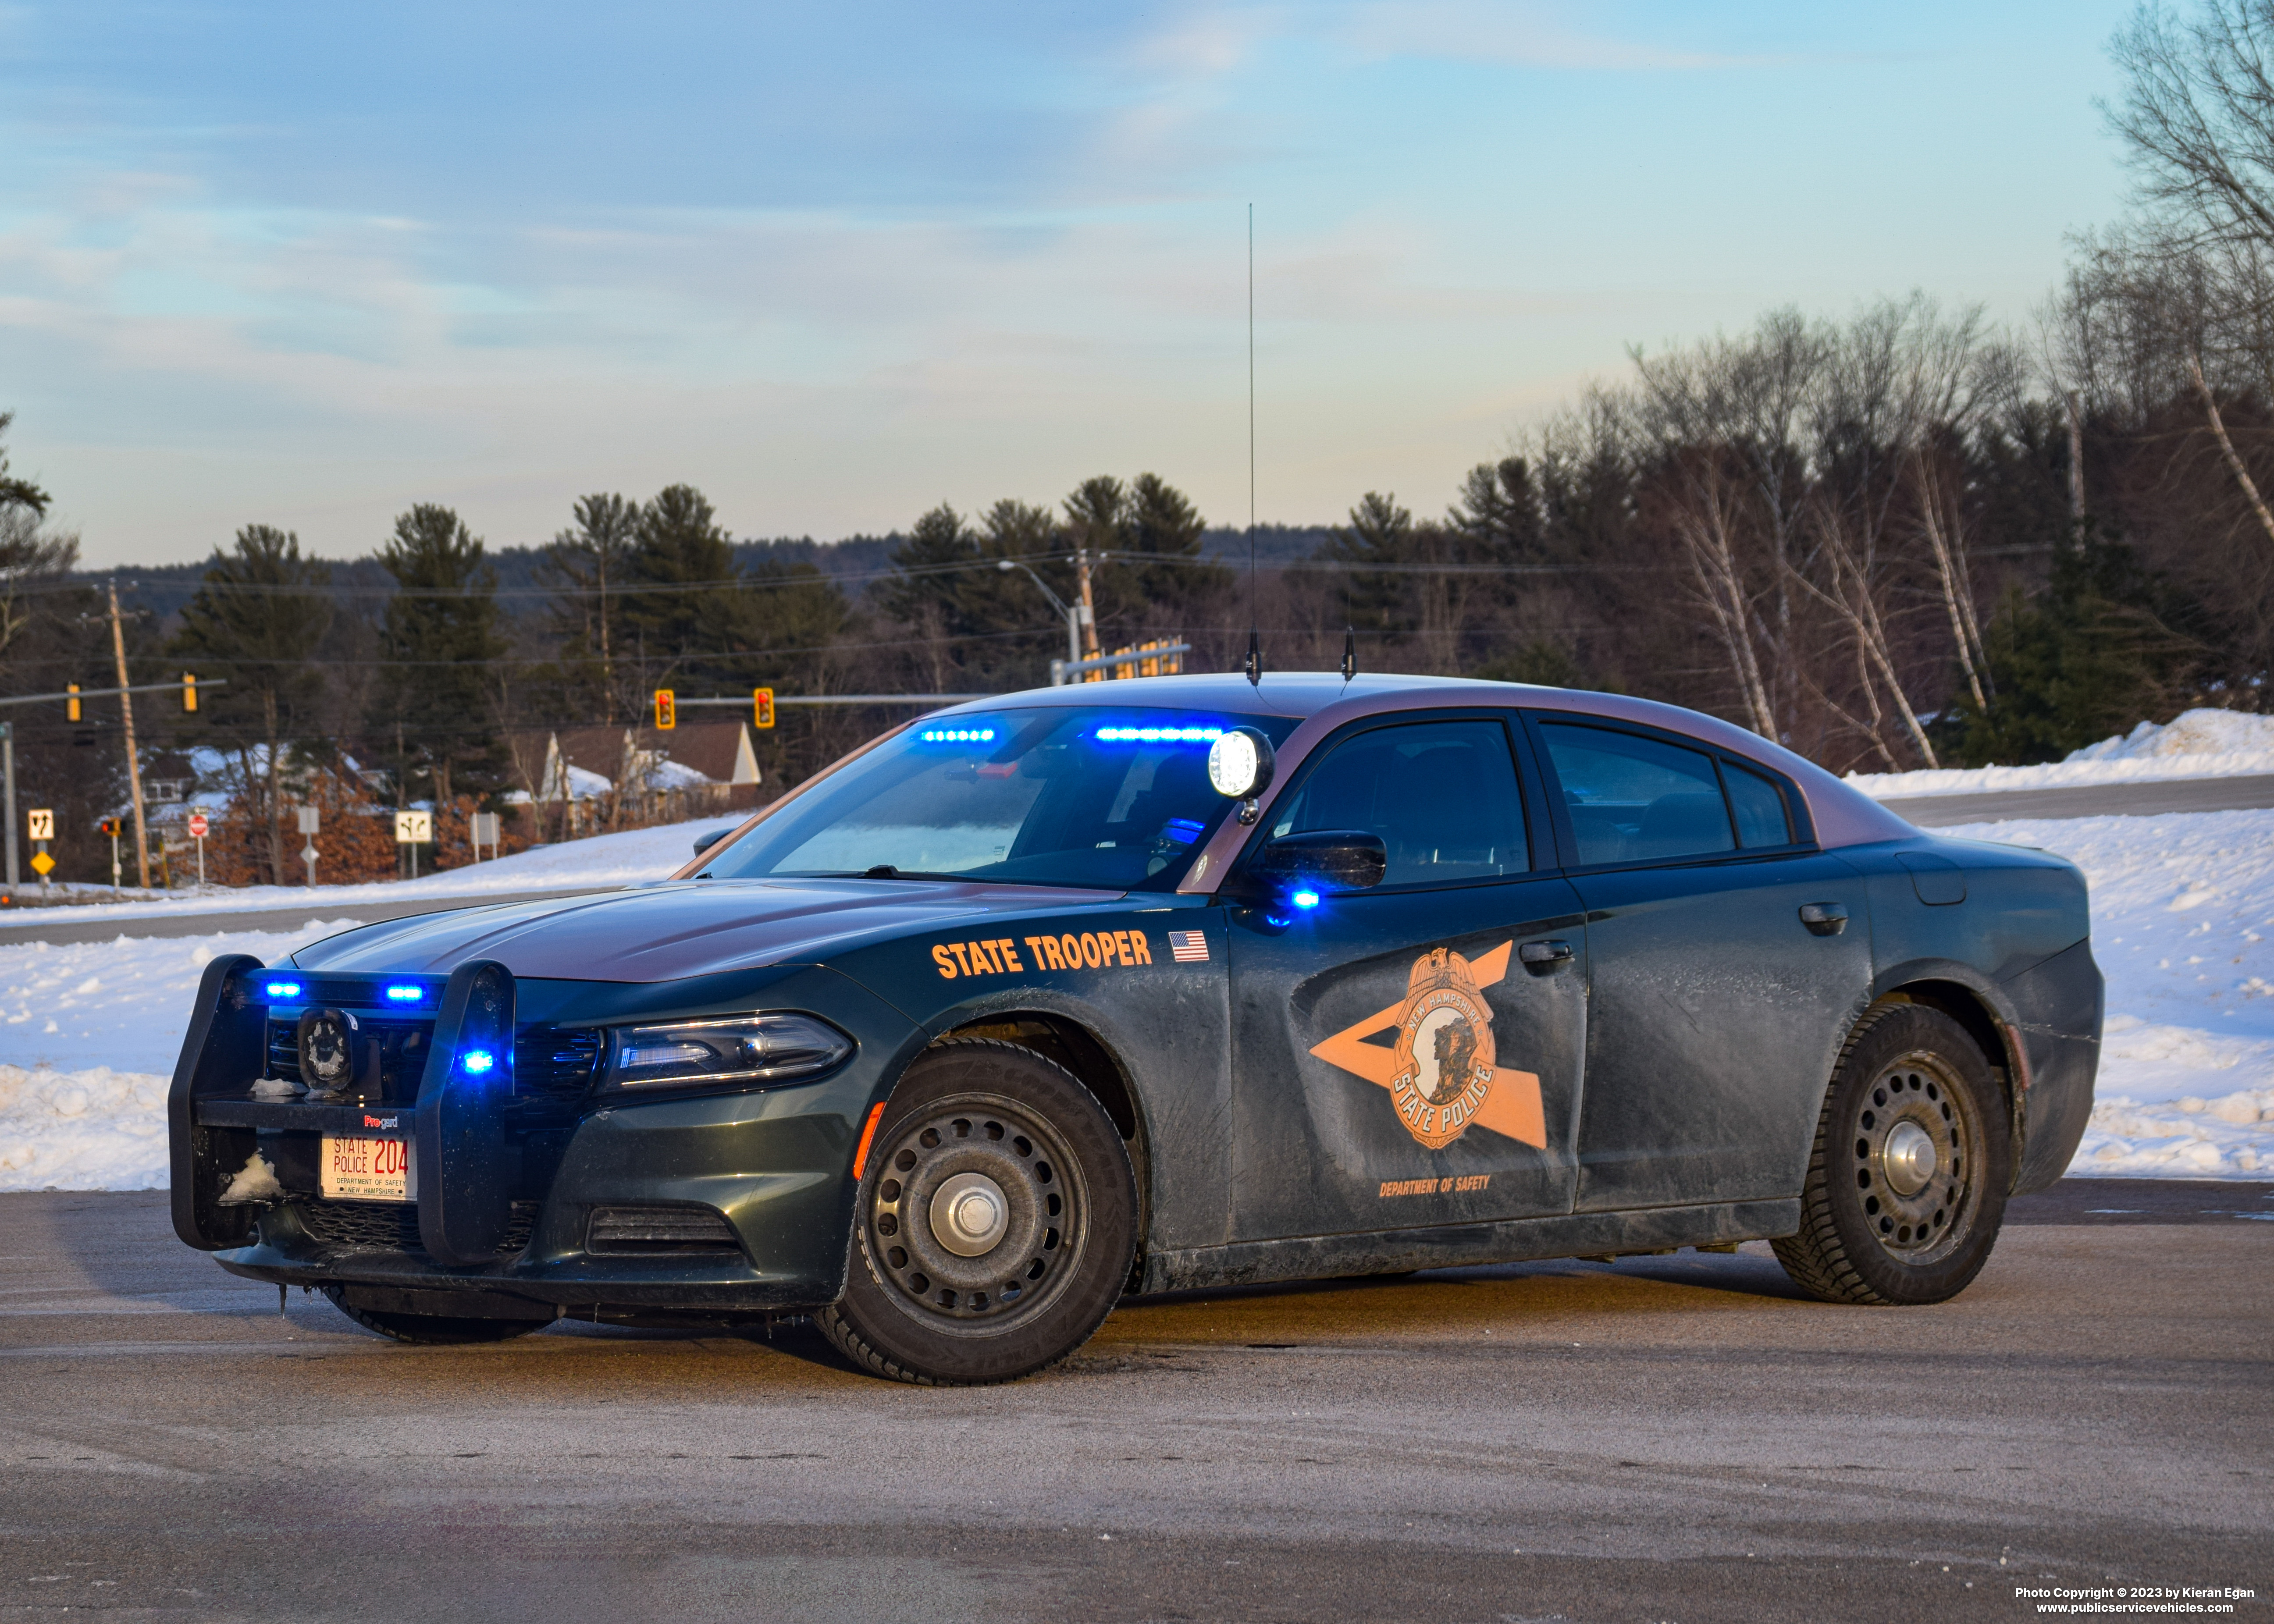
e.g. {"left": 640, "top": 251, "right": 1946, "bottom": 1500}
{"left": 1094, "top": 725, "right": 1223, "bottom": 743}
{"left": 918, "top": 727, "right": 996, "bottom": 743}
{"left": 264, "top": 980, "right": 303, "bottom": 999}
{"left": 384, "top": 984, "right": 424, "bottom": 1002}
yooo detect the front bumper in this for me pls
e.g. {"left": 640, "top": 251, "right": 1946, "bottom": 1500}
{"left": 169, "top": 955, "right": 924, "bottom": 1317}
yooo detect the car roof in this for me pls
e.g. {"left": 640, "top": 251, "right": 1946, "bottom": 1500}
{"left": 931, "top": 671, "right": 1915, "bottom": 855}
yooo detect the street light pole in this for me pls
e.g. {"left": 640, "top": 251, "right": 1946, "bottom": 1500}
{"left": 996, "top": 558, "right": 1083, "bottom": 683}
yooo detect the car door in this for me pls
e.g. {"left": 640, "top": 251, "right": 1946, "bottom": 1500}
{"left": 1224, "top": 714, "right": 1590, "bottom": 1242}
{"left": 1523, "top": 713, "right": 1874, "bottom": 1212}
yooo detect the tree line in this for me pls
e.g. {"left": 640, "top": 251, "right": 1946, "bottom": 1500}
{"left": 4, "top": 0, "right": 2271, "bottom": 884}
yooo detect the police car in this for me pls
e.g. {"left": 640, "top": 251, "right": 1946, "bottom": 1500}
{"left": 167, "top": 674, "right": 2101, "bottom": 1384}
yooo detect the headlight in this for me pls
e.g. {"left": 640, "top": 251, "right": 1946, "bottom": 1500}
{"left": 601, "top": 1013, "right": 853, "bottom": 1095}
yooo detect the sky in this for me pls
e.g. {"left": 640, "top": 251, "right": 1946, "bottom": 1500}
{"left": 0, "top": 1, "right": 2140, "bottom": 568}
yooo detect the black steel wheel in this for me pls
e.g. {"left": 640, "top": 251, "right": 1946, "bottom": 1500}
{"left": 818, "top": 1039, "right": 1136, "bottom": 1385}
{"left": 320, "top": 1285, "right": 545, "bottom": 1345}
{"left": 1774, "top": 1002, "right": 2012, "bottom": 1306}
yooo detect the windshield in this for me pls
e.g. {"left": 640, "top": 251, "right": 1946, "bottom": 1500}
{"left": 700, "top": 706, "right": 1303, "bottom": 891}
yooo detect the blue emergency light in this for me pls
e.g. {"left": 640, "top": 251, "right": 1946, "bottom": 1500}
{"left": 264, "top": 980, "right": 303, "bottom": 999}
{"left": 384, "top": 984, "right": 424, "bottom": 1002}
{"left": 459, "top": 1048, "right": 496, "bottom": 1075}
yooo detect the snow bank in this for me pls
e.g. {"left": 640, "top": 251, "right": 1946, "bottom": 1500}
{"left": 1944, "top": 807, "right": 2274, "bottom": 1177}
{"left": 1850, "top": 707, "right": 2274, "bottom": 800}
{"left": 9, "top": 808, "right": 2274, "bottom": 1188}
{"left": 8, "top": 815, "right": 729, "bottom": 930}
{"left": 0, "top": 918, "right": 369, "bottom": 1191}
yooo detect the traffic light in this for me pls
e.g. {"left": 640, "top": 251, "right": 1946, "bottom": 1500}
{"left": 67, "top": 683, "right": 80, "bottom": 723}
{"left": 98, "top": 817, "right": 119, "bottom": 837}
{"left": 182, "top": 672, "right": 197, "bottom": 713}
{"left": 653, "top": 689, "right": 676, "bottom": 730}
{"left": 753, "top": 687, "right": 775, "bottom": 729}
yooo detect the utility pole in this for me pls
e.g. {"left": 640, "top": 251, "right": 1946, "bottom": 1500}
{"left": 1073, "top": 548, "right": 1101, "bottom": 663}
{"left": 107, "top": 581, "right": 151, "bottom": 891}
{"left": 1, "top": 721, "right": 16, "bottom": 894}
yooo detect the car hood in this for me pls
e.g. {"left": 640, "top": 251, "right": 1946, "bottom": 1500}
{"left": 289, "top": 879, "right": 1124, "bottom": 983}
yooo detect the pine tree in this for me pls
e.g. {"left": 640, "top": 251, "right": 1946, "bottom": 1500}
{"left": 371, "top": 504, "right": 506, "bottom": 810}
{"left": 171, "top": 525, "right": 333, "bottom": 885}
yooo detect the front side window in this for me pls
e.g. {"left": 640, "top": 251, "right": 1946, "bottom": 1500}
{"left": 700, "top": 707, "right": 1301, "bottom": 892}
{"left": 1540, "top": 722, "right": 1734, "bottom": 865}
{"left": 1267, "top": 719, "right": 1528, "bottom": 887}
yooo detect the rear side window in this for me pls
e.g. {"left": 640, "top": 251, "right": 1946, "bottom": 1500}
{"left": 1269, "top": 719, "right": 1527, "bottom": 887}
{"left": 1726, "top": 763, "right": 1793, "bottom": 847}
{"left": 1539, "top": 723, "right": 1733, "bottom": 865}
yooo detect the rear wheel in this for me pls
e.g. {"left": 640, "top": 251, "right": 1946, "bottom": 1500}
{"left": 818, "top": 1039, "right": 1136, "bottom": 1386}
{"left": 321, "top": 1285, "right": 546, "bottom": 1345}
{"left": 1773, "top": 1003, "right": 2011, "bottom": 1306}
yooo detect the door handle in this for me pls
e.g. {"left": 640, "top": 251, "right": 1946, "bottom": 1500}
{"left": 1798, "top": 902, "right": 1849, "bottom": 937}
{"left": 1518, "top": 939, "right": 1575, "bottom": 974}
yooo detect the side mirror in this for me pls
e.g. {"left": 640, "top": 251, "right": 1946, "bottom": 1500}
{"left": 1252, "top": 829, "right": 1387, "bottom": 892}
{"left": 692, "top": 828, "right": 736, "bottom": 857}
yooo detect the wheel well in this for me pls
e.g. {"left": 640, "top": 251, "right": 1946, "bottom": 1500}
{"left": 1874, "top": 981, "right": 2006, "bottom": 1077}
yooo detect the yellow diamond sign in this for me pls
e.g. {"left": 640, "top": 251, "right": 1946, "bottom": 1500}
{"left": 29, "top": 851, "right": 55, "bottom": 876}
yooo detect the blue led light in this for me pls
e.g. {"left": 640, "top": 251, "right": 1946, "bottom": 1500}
{"left": 1094, "top": 725, "right": 1224, "bottom": 744}
{"left": 1291, "top": 888, "right": 1321, "bottom": 910}
{"left": 918, "top": 727, "right": 996, "bottom": 743}
{"left": 384, "top": 984, "right": 424, "bottom": 1002}
{"left": 460, "top": 1048, "right": 496, "bottom": 1075}
{"left": 264, "top": 980, "right": 303, "bottom": 999}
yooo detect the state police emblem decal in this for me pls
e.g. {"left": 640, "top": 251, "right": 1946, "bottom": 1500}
{"left": 1388, "top": 948, "right": 1498, "bottom": 1149}
{"left": 1309, "top": 939, "right": 1548, "bottom": 1152}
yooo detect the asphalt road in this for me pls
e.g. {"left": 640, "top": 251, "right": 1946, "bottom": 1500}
{"left": 2, "top": 1182, "right": 2266, "bottom": 1624}
{"left": 1884, "top": 772, "right": 2274, "bottom": 827}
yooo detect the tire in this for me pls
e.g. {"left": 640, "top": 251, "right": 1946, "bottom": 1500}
{"left": 1773, "top": 1002, "right": 2012, "bottom": 1307}
{"left": 817, "top": 1039, "right": 1137, "bottom": 1386}
{"left": 320, "top": 1284, "right": 545, "bottom": 1345}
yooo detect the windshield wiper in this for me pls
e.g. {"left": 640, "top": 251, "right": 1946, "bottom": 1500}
{"left": 787, "top": 866, "right": 975, "bottom": 881}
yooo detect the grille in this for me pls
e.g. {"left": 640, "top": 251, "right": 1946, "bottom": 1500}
{"left": 261, "top": 1019, "right": 600, "bottom": 1104}
{"left": 587, "top": 1205, "right": 743, "bottom": 1255}
{"left": 282, "top": 1199, "right": 540, "bottom": 1257}
{"left": 516, "top": 1027, "right": 605, "bottom": 1103}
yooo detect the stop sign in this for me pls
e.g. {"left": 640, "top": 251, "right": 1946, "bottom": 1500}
{"left": 187, "top": 812, "right": 210, "bottom": 839}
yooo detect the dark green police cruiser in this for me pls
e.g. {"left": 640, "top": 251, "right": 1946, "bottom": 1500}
{"left": 168, "top": 674, "right": 2102, "bottom": 1384}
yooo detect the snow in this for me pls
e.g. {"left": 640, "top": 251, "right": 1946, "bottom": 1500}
{"left": 6, "top": 815, "right": 731, "bottom": 930}
{"left": 1850, "top": 707, "right": 2274, "bottom": 800}
{"left": 1942, "top": 808, "right": 2274, "bottom": 1178}
{"left": 5, "top": 808, "right": 2271, "bottom": 1190}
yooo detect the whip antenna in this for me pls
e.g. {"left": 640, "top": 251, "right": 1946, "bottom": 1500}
{"left": 1243, "top": 202, "right": 1261, "bottom": 688}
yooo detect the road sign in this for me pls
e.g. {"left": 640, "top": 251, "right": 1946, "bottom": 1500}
{"left": 302, "top": 842, "right": 320, "bottom": 866}
{"left": 182, "top": 672, "right": 198, "bottom": 713}
{"left": 29, "top": 851, "right": 53, "bottom": 876}
{"left": 753, "top": 687, "right": 775, "bottom": 729}
{"left": 66, "top": 684, "right": 80, "bottom": 723}
{"left": 296, "top": 807, "right": 320, "bottom": 835}
{"left": 27, "top": 809, "right": 52, "bottom": 841}
{"left": 394, "top": 810, "right": 433, "bottom": 844}
{"left": 186, "top": 812, "right": 209, "bottom": 839}
{"left": 654, "top": 689, "right": 676, "bottom": 730}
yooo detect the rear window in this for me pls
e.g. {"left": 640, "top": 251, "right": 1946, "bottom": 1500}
{"left": 1539, "top": 723, "right": 1734, "bottom": 866}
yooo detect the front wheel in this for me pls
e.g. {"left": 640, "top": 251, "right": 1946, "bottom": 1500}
{"left": 1773, "top": 1002, "right": 2012, "bottom": 1306}
{"left": 818, "top": 1039, "right": 1137, "bottom": 1386}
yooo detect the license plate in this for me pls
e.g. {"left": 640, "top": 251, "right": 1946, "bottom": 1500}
{"left": 320, "top": 1135, "right": 415, "bottom": 1203}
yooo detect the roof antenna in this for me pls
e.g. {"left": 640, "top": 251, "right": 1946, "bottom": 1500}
{"left": 1341, "top": 625, "right": 1356, "bottom": 683}
{"left": 1243, "top": 201, "right": 1261, "bottom": 689}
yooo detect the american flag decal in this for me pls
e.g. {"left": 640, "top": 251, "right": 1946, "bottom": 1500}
{"left": 1167, "top": 930, "right": 1209, "bottom": 963}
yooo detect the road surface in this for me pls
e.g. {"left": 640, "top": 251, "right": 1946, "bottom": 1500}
{"left": 1, "top": 1180, "right": 2266, "bottom": 1623}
